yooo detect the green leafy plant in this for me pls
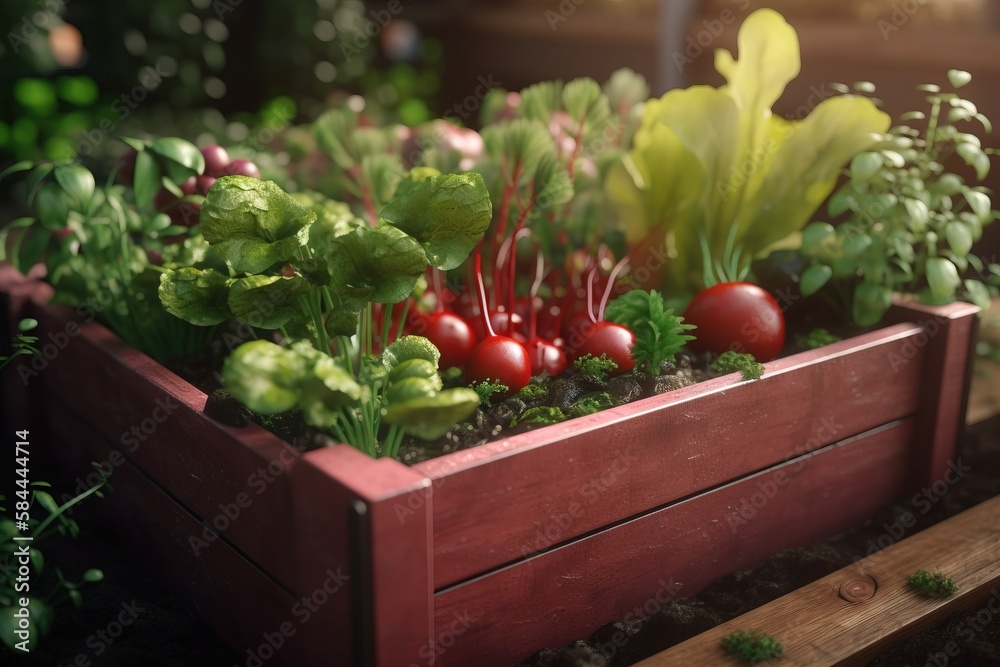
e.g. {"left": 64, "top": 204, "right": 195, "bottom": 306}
{"left": 1, "top": 139, "right": 219, "bottom": 363}
{"left": 607, "top": 8, "right": 890, "bottom": 296}
{"left": 0, "top": 319, "right": 40, "bottom": 372}
{"left": 799, "top": 71, "right": 998, "bottom": 326}
{"left": 572, "top": 354, "right": 619, "bottom": 381}
{"left": 1, "top": 473, "right": 106, "bottom": 653}
{"left": 795, "top": 328, "right": 842, "bottom": 350}
{"left": 163, "top": 169, "right": 493, "bottom": 458}
{"left": 604, "top": 290, "right": 696, "bottom": 374}
{"left": 721, "top": 630, "right": 784, "bottom": 664}
{"left": 907, "top": 570, "right": 958, "bottom": 597}
{"left": 709, "top": 351, "right": 765, "bottom": 381}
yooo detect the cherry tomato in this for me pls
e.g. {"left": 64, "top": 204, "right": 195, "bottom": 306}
{"left": 683, "top": 281, "right": 785, "bottom": 362}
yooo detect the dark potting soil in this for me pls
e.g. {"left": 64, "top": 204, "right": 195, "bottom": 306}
{"left": 514, "top": 415, "right": 1000, "bottom": 667}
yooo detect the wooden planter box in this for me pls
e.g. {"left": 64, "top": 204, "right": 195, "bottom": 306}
{"left": 0, "top": 267, "right": 979, "bottom": 667}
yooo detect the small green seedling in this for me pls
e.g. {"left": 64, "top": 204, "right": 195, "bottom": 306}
{"left": 470, "top": 379, "right": 509, "bottom": 406}
{"left": 908, "top": 570, "right": 958, "bottom": 597}
{"left": 721, "top": 630, "right": 784, "bottom": 664}
{"left": 710, "top": 351, "right": 765, "bottom": 381}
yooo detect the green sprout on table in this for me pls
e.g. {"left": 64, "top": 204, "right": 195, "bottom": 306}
{"left": 721, "top": 630, "right": 784, "bottom": 663}
{"left": 908, "top": 570, "right": 958, "bottom": 597}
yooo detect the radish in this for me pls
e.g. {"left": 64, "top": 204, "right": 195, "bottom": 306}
{"left": 411, "top": 268, "right": 478, "bottom": 370}
{"left": 562, "top": 248, "right": 635, "bottom": 374}
{"left": 524, "top": 250, "right": 566, "bottom": 376}
{"left": 464, "top": 249, "right": 531, "bottom": 393}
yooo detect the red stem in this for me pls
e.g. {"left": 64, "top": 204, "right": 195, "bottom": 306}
{"left": 360, "top": 179, "right": 378, "bottom": 227}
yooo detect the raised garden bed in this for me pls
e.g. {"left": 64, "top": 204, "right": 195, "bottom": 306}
{"left": 0, "top": 264, "right": 981, "bottom": 666}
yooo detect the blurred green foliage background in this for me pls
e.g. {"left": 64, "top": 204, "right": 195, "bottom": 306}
{"left": 0, "top": 0, "right": 442, "bottom": 172}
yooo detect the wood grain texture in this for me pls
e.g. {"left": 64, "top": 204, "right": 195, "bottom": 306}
{"left": 21, "top": 299, "right": 307, "bottom": 590}
{"left": 419, "top": 325, "right": 927, "bottom": 589}
{"left": 44, "top": 392, "right": 316, "bottom": 666}
{"left": 887, "top": 298, "right": 981, "bottom": 490}
{"left": 433, "top": 420, "right": 915, "bottom": 667}
{"left": 292, "top": 446, "right": 434, "bottom": 667}
{"left": 634, "top": 493, "right": 1000, "bottom": 667}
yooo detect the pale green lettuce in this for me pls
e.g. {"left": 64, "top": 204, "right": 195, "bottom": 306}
{"left": 607, "top": 8, "right": 891, "bottom": 294}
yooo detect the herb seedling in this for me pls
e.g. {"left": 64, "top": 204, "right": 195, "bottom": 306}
{"left": 799, "top": 71, "right": 998, "bottom": 326}
{"left": 604, "top": 289, "right": 696, "bottom": 374}
{"left": 1, "top": 471, "right": 107, "bottom": 653}
{"left": 721, "top": 630, "right": 784, "bottom": 664}
{"left": 470, "top": 379, "right": 509, "bottom": 406}
{"left": 908, "top": 570, "right": 958, "bottom": 597}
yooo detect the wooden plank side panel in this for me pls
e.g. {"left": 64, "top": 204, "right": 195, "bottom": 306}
{"left": 19, "top": 298, "right": 314, "bottom": 591}
{"left": 423, "top": 327, "right": 927, "bottom": 588}
{"left": 44, "top": 394, "right": 320, "bottom": 667}
{"left": 292, "top": 447, "right": 434, "bottom": 667}
{"left": 636, "top": 494, "right": 1000, "bottom": 667}
{"left": 887, "top": 298, "right": 981, "bottom": 488}
{"left": 433, "top": 419, "right": 916, "bottom": 667}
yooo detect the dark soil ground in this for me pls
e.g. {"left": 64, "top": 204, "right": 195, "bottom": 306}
{"left": 516, "top": 415, "right": 1000, "bottom": 667}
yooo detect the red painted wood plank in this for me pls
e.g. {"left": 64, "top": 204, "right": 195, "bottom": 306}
{"left": 419, "top": 325, "right": 927, "bottom": 588}
{"left": 887, "top": 298, "right": 980, "bottom": 489}
{"left": 432, "top": 419, "right": 915, "bottom": 667}
{"left": 292, "top": 446, "right": 434, "bottom": 667}
{"left": 21, "top": 299, "right": 310, "bottom": 590}
{"left": 43, "top": 393, "right": 320, "bottom": 667}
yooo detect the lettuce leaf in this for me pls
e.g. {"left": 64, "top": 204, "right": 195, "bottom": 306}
{"left": 607, "top": 8, "right": 891, "bottom": 294}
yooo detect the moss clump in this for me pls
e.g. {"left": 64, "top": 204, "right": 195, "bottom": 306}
{"left": 511, "top": 406, "right": 567, "bottom": 427}
{"left": 795, "top": 327, "right": 842, "bottom": 350}
{"left": 721, "top": 630, "right": 783, "bottom": 663}
{"left": 709, "top": 351, "right": 765, "bottom": 381}
{"left": 573, "top": 353, "right": 618, "bottom": 381}
{"left": 516, "top": 383, "right": 548, "bottom": 402}
{"left": 568, "top": 392, "right": 615, "bottom": 419}
{"left": 469, "top": 379, "right": 509, "bottom": 406}
{"left": 908, "top": 570, "right": 958, "bottom": 597}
